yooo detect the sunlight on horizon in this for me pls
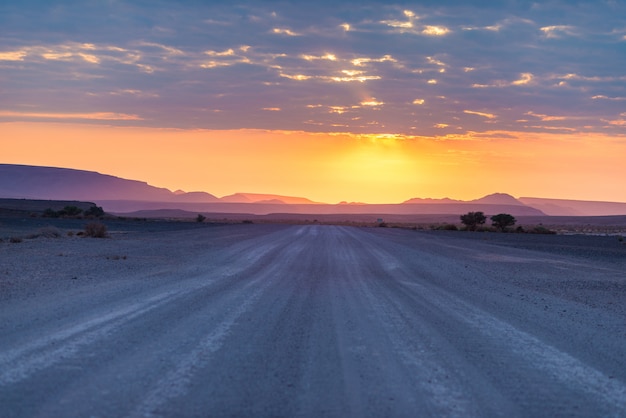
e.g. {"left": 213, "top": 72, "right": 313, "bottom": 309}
{"left": 2, "top": 122, "right": 625, "bottom": 204}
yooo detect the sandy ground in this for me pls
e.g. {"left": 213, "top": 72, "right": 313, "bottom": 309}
{"left": 1, "top": 220, "right": 625, "bottom": 417}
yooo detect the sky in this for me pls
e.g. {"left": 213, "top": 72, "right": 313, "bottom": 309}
{"left": 1, "top": 0, "right": 625, "bottom": 203}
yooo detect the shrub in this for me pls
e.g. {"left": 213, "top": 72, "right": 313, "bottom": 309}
{"left": 84, "top": 222, "right": 108, "bottom": 238}
{"left": 196, "top": 214, "right": 206, "bottom": 223}
{"left": 84, "top": 206, "right": 105, "bottom": 218}
{"left": 42, "top": 226, "right": 62, "bottom": 238}
{"left": 43, "top": 208, "right": 60, "bottom": 218}
{"left": 491, "top": 213, "right": 516, "bottom": 232}
{"left": 60, "top": 206, "right": 83, "bottom": 217}
{"left": 529, "top": 225, "right": 556, "bottom": 235}
{"left": 9, "top": 237, "right": 22, "bottom": 243}
{"left": 242, "top": 220, "right": 254, "bottom": 224}
{"left": 460, "top": 211, "right": 486, "bottom": 231}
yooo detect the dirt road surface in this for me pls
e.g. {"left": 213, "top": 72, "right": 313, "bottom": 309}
{"left": 1, "top": 224, "right": 625, "bottom": 417}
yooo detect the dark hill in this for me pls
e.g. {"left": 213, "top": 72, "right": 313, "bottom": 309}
{"left": 0, "top": 164, "right": 218, "bottom": 202}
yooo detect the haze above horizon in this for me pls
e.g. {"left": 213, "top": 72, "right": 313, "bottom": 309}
{"left": 1, "top": 1, "right": 625, "bottom": 204}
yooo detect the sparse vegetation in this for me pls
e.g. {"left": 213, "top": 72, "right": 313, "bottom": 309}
{"left": 60, "top": 206, "right": 83, "bottom": 217}
{"left": 491, "top": 213, "right": 516, "bottom": 232}
{"left": 84, "top": 205, "right": 105, "bottom": 218}
{"left": 460, "top": 211, "right": 486, "bottom": 231}
{"left": 529, "top": 225, "right": 556, "bottom": 235}
{"left": 9, "top": 237, "right": 22, "bottom": 243}
{"left": 84, "top": 222, "right": 108, "bottom": 238}
{"left": 43, "top": 208, "right": 60, "bottom": 218}
{"left": 43, "top": 205, "right": 92, "bottom": 218}
{"left": 106, "top": 255, "right": 127, "bottom": 260}
{"left": 242, "top": 220, "right": 254, "bottom": 224}
{"left": 27, "top": 226, "right": 62, "bottom": 239}
{"left": 431, "top": 223, "right": 458, "bottom": 231}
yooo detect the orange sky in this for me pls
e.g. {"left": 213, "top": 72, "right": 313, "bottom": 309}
{"left": 2, "top": 122, "right": 625, "bottom": 204}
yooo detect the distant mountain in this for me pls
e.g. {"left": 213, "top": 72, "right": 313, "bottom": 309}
{"left": 0, "top": 164, "right": 219, "bottom": 202}
{"left": 220, "top": 193, "right": 318, "bottom": 204}
{"left": 471, "top": 193, "right": 525, "bottom": 206}
{"left": 403, "top": 197, "right": 460, "bottom": 204}
{"left": 519, "top": 197, "right": 626, "bottom": 216}
{"left": 404, "top": 193, "right": 525, "bottom": 206}
{"left": 2, "top": 164, "right": 623, "bottom": 217}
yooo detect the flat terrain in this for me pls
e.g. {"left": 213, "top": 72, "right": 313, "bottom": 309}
{"left": 1, "top": 222, "right": 625, "bottom": 417}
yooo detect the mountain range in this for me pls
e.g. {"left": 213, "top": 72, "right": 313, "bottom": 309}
{"left": 1, "top": 164, "right": 625, "bottom": 217}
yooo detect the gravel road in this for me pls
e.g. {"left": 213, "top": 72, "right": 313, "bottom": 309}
{"left": 1, "top": 224, "right": 625, "bottom": 417}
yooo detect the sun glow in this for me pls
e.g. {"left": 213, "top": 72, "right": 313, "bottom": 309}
{"left": 2, "top": 122, "right": 625, "bottom": 203}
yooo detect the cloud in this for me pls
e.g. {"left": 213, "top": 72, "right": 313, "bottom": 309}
{"left": 540, "top": 25, "right": 577, "bottom": 38}
{"left": 422, "top": 26, "right": 450, "bottom": 36}
{"left": 472, "top": 73, "right": 534, "bottom": 88}
{"left": 272, "top": 28, "right": 299, "bottom": 36}
{"left": 0, "top": 111, "right": 143, "bottom": 120}
{"left": 464, "top": 110, "right": 496, "bottom": 119}
{"left": 592, "top": 95, "right": 626, "bottom": 101}
{"left": 301, "top": 53, "right": 337, "bottom": 61}
{"left": 526, "top": 111, "right": 566, "bottom": 121}
{"left": 0, "top": 50, "right": 27, "bottom": 61}
{"left": 351, "top": 55, "right": 396, "bottom": 66}
{"left": 512, "top": 73, "right": 534, "bottom": 86}
{"left": 360, "top": 99, "right": 384, "bottom": 107}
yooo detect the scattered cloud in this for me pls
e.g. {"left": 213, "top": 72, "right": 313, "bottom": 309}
{"left": 0, "top": 2, "right": 624, "bottom": 135}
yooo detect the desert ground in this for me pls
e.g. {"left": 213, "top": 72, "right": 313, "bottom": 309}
{"left": 1, "top": 217, "right": 625, "bottom": 417}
